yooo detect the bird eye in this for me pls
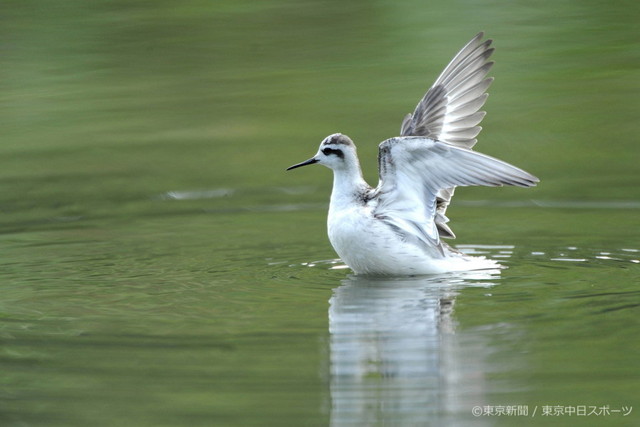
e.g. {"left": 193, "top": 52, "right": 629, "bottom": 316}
{"left": 322, "top": 147, "right": 344, "bottom": 158}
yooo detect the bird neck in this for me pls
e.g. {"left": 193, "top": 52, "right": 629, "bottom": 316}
{"left": 329, "top": 161, "right": 369, "bottom": 210}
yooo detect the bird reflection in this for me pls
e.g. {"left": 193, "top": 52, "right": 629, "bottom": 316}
{"left": 328, "top": 270, "right": 499, "bottom": 426}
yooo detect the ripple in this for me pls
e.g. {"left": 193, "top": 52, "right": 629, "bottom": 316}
{"left": 456, "top": 244, "right": 514, "bottom": 257}
{"left": 286, "top": 245, "right": 640, "bottom": 275}
{"left": 158, "top": 188, "right": 235, "bottom": 200}
{"left": 154, "top": 187, "right": 640, "bottom": 213}
{"left": 155, "top": 186, "right": 318, "bottom": 203}
{"left": 294, "top": 258, "right": 345, "bottom": 269}
{"left": 537, "top": 247, "right": 639, "bottom": 266}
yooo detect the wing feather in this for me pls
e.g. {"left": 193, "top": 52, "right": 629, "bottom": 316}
{"left": 373, "top": 137, "right": 538, "bottom": 249}
{"left": 398, "top": 32, "right": 496, "bottom": 239}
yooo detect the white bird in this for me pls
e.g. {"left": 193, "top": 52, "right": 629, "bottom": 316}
{"left": 286, "top": 33, "right": 539, "bottom": 275}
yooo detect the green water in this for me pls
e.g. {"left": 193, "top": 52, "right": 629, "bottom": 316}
{"left": 2, "top": 1, "right": 639, "bottom": 426}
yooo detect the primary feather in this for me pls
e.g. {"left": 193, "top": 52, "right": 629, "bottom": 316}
{"left": 400, "top": 32, "right": 495, "bottom": 239}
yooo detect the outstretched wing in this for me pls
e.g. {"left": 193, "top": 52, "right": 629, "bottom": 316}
{"left": 372, "top": 137, "right": 538, "bottom": 251}
{"left": 400, "top": 32, "right": 494, "bottom": 146}
{"left": 400, "top": 32, "right": 495, "bottom": 238}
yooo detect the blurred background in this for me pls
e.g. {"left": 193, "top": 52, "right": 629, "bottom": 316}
{"left": 1, "top": 1, "right": 638, "bottom": 426}
{"left": 2, "top": 0, "right": 638, "bottom": 225}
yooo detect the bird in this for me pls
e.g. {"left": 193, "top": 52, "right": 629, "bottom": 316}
{"left": 286, "top": 32, "right": 539, "bottom": 276}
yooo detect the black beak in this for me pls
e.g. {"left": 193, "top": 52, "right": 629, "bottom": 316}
{"left": 286, "top": 157, "right": 318, "bottom": 171}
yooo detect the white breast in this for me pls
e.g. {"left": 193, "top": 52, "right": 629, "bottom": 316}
{"left": 327, "top": 204, "right": 500, "bottom": 275}
{"left": 328, "top": 205, "right": 436, "bottom": 275}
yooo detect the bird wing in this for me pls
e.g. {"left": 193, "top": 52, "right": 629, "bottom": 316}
{"left": 399, "top": 32, "right": 495, "bottom": 238}
{"left": 372, "top": 137, "right": 538, "bottom": 250}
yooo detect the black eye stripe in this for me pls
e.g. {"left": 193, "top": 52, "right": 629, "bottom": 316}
{"left": 322, "top": 147, "right": 344, "bottom": 158}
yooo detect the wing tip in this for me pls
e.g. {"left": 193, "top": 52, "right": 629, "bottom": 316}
{"left": 514, "top": 174, "right": 540, "bottom": 188}
{"left": 473, "top": 31, "right": 493, "bottom": 47}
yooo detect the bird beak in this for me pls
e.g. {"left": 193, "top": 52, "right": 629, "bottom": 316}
{"left": 286, "top": 157, "right": 318, "bottom": 171}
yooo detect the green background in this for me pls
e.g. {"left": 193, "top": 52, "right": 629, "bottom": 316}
{"left": 1, "top": 1, "right": 638, "bottom": 426}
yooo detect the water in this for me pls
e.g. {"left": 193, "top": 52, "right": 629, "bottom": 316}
{"left": 2, "top": 1, "right": 639, "bottom": 426}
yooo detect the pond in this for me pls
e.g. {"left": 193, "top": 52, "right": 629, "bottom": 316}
{"left": 1, "top": 1, "right": 638, "bottom": 426}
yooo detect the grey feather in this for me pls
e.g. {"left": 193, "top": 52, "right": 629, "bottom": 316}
{"left": 373, "top": 137, "right": 538, "bottom": 249}
{"left": 398, "top": 32, "right": 496, "bottom": 239}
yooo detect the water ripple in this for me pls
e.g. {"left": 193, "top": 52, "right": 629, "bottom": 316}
{"left": 154, "top": 187, "right": 640, "bottom": 211}
{"left": 289, "top": 245, "right": 640, "bottom": 274}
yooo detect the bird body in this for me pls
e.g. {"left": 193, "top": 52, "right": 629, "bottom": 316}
{"left": 287, "top": 33, "right": 538, "bottom": 276}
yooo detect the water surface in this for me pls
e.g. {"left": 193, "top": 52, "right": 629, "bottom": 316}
{"left": 2, "top": 1, "right": 639, "bottom": 426}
